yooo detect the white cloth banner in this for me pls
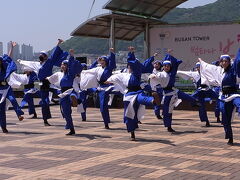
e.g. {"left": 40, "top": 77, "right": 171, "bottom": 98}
{"left": 73, "top": 76, "right": 81, "bottom": 92}
{"left": 199, "top": 59, "right": 223, "bottom": 87}
{"left": 177, "top": 71, "right": 200, "bottom": 82}
{"left": 47, "top": 72, "right": 64, "bottom": 89}
{"left": 106, "top": 73, "right": 130, "bottom": 94}
{"left": 8, "top": 72, "right": 29, "bottom": 88}
{"left": 149, "top": 71, "right": 170, "bottom": 91}
{"left": 80, "top": 69, "right": 99, "bottom": 90}
{"left": 17, "top": 59, "right": 41, "bottom": 73}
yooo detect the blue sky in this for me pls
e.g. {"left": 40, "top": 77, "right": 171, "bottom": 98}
{"left": 0, "top": 0, "right": 217, "bottom": 53}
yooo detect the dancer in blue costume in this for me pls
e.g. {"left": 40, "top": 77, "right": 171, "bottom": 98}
{"left": 73, "top": 64, "right": 96, "bottom": 122}
{"left": 78, "top": 88, "right": 95, "bottom": 121}
{"left": 219, "top": 53, "right": 240, "bottom": 145}
{"left": 20, "top": 70, "right": 40, "bottom": 118}
{"left": 106, "top": 47, "right": 160, "bottom": 140}
{"left": 199, "top": 51, "right": 240, "bottom": 145}
{"left": 89, "top": 48, "right": 116, "bottom": 129}
{"left": 38, "top": 39, "right": 68, "bottom": 126}
{"left": 191, "top": 62, "right": 219, "bottom": 127}
{"left": 57, "top": 49, "right": 84, "bottom": 135}
{"left": 1, "top": 45, "right": 25, "bottom": 121}
{"left": 211, "top": 60, "right": 221, "bottom": 123}
{"left": 149, "top": 50, "right": 199, "bottom": 132}
{"left": 0, "top": 42, "right": 18, "bottom": 133}
{"left": 151, "top": 60, "right": 163, "bottom": 119}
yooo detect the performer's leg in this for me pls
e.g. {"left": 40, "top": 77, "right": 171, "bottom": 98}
{"left": 154, "top": 105, "right": 162, "bottom": 119}
{"left": 0, "top": 100, "right": 7, "bottom": 133}
{"left": 198, "top": 97, "right": 210, "bottom": 126}
{"left": 162, "top": 95, "right": 174, "bottom": 132}
{"left": 221, "top": 101, "right": 234, "bottom": 145}
{"left": 154, "top": 89, "right": 163, "bottom": 119}
{"left": 137, "top": 92, "right": 154, "bottom": 106}
{"left": 98, "top": 90, "right": 110, "bottom": 128}
{"left": 123, "top": 100, "right": 138, "bottom": 140}
{"left": 214, "top": 99, "right": 221, "bottom": 122}
{"left": 79, "top": 91, "right": 87, "bottom": 121}
{"left": 178, "top": 90, "right": 197, "bottom": 104}
{"left": 7, "top": 88, "right": 24, "bottom": 121}
{"left": 60, "top": 95, "right": 75, "bottom": 135}
{"left": 40, "top": 90, "right": 51, "bottom": 126}
{"left": 233, "top": 97, "right": 240, "bottom": 114}
{"left": 207, "top": 89, "right": 220, "bottom": 123}
{"left": 27, "top": 94, "right": 37, "bottom": 116}
{"left": 21, "top": 92, "right": 37, "bottom": 118}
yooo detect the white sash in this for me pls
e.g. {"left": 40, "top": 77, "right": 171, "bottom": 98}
{"left": 58, "top": 88, "right": 74, "bottom": 98}
{"left": 123, "top": 94, "right": 145, "bottom": 120}
{"left": 25, "top": 88, "right": 39, "bottom": 94}
{"left": 0, "top": 86, "right": 10, "bottom": 104}
{"left": 162, "top": 89, "right": 182, "bottom": 113}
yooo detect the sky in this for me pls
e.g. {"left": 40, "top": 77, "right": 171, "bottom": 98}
{"left": 0, "top": 0, "right": 217, "bottom": 53}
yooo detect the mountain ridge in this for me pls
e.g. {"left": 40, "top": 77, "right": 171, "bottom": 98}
{"left": 60, "top": 0, "right": 240, "bottom": 55}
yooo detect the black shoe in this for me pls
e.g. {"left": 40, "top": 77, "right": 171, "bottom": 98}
{"left": 2, "top": 127, "right": 8, "bottom": 133}
{"left": 66, "top": 129, "right": 75, "bottom": 135}
{"left": 227, "top": 138, "right": 233, "bottom": 146}
{"left": 206, "top": 121, "right": 210, "bottom": 127}
{"left": 217, "top": 117, "right": 221, "bottom": 123}
{"left": 138, "top": 121, "right": 142, "bottom": 124}
{"left": 105, "top": 124, "right": 110, "bottom": 129}
{"left": 167, "top": 127, "right": 175, "bottom": 132}
{"left": 82, "top": 119, "right": 86, "bottom": 122}
{"left": 156, "top": 115, "right": 163, "bottom": 119}
{"left": 51, "top": 99, "right": 59, "bottom": 104}
{"left": 44, "top": 120, "right": 51, "bottom": 126}
{"left": 130, "top": 131, "right": 136, "bottom": 141}
{"left": 31, "top": 113, "right": 37, "bottom": 119}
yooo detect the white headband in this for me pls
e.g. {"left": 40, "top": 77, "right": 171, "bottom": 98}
{"left": 163, "top": 60, "right": 171, "bottom": 65}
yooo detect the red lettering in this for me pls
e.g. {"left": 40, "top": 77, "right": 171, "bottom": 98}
{"left": 190, "top": 46, "right": 217, "bottom": 56}
{"left": 219, "top": 39, "right": 234, "bottom": 54}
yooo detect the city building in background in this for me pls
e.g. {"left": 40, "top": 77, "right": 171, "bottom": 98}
{"left": 21, "top": 44, "right": 33, "bottom": 60}
{"left": 7, "top": 42, "right": 20, "bottom": 61}
{"left": 5, "top": 42, "right": 34, "bottom": 61}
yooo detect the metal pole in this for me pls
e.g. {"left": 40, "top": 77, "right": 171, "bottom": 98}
{"left": 144, "top": 23, "right": 150, "bottom": 59}
{"left": 109, "top": 18, "right": 115, "bottom": 50}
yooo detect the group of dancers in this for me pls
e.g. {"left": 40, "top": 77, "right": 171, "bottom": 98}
{"left": 1, "top": 39, "right": 240, "bottom": 145}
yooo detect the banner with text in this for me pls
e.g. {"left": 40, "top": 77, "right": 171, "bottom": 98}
{"left": 150, "top": 23, "right": 240, "bottom": 70}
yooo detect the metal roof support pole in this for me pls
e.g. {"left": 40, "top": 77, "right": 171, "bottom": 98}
{"left": 109, "top": 17, "right": 115, "bottom": 50}
{"left": 144, "top": 23, "right": 150, "bottom": 59}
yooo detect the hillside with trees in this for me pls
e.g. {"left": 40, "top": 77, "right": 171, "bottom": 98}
{"left": 60, "top": 0, "right": 240, "bottom": 55}
{"left": 163, "top": 0, "right": 240, "bottom": 23}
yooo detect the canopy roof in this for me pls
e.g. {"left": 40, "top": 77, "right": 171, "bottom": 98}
{"left": 71, "top": 13, "right": 165, "bottom": 41}
{"left": 103, "top": 0, "right": 188, "bottom": 19}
